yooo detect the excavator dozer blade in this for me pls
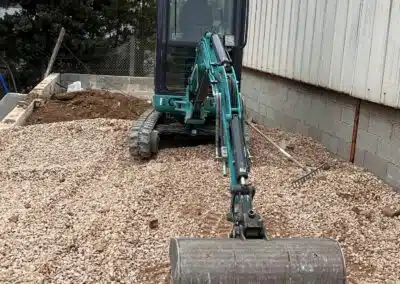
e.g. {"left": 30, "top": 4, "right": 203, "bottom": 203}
{"left": 169, "top": 237, "right": 346, "bottom": 284}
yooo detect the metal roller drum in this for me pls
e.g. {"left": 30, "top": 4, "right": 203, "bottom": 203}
{"left": 169, "top": 237, "right": 346, "bottom": 283}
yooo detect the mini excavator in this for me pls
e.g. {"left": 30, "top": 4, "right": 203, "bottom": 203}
{"left": 129, "top": 0, "right": 347, "bottom": 282}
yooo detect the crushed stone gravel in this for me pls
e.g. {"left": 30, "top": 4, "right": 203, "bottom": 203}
{"left": 0, "top": 119, "right": 399, "bottom": 283}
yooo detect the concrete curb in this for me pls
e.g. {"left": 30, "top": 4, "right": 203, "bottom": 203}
{"left": 0, "top": 93, "right": 27, "bottom": 121}
{"left": 0, "top": 99, "right": 41, "bottom": 130}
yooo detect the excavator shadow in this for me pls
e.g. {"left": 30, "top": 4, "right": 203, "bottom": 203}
{"left": 158, "top": 134, "right": 214, "bottom": 150}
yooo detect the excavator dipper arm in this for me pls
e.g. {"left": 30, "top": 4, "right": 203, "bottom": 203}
{"left": 169, "top": 32, "right": 347, "bottom": 283}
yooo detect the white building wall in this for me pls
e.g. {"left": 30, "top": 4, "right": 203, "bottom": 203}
{"left": 243, "top": 0, "right": 400, "bottom": 109}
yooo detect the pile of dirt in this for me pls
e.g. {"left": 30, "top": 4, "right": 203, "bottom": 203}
{"left": 25, "top": 89, "right": 151, "bottom": 125}
{"left": 0, "top": 119, "right": 399, "bottom": 283}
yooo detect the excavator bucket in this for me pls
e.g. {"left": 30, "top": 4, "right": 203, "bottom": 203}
{"left": 169, "top": 237, "right": 346, "bottom": 283}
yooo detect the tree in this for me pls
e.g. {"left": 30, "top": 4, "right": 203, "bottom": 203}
{"left": 0, "top": 0, "right": 156, "bottom": 92}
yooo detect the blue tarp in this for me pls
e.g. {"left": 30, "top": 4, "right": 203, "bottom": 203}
{"left": 0, "top": 74, "right": 9, "bottom": 98}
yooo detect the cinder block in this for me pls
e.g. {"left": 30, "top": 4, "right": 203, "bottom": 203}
{"left": 243, "top": 96, "right": 259, "bottom": 112}
{"left": 336, "top": 121, "right": 354, "bottom": 143}
{"left": 358, "top": 107, "right": 370, "bottom": 130}
{"left": 259, "top": 83, "right": 289, "bottom": 110}
{"left": 321, "top": 132, "right": 339, "bottom": 154}
{"left": 259, "top": 103, "right": 267, "bottom": 116}
{"left": 387, "top": 163, "right": 400, "bottom": 188}
{"left": 308, "top": 125, "right": 322, "bottom": 142}
{"left": 282, "top": 88, "right": 301, "bottom": 116}
{"left": 335, "top": 91, "right": 357, "bottom": 109}
{"left": 368, "top": 114, "right": 393, "bottom": 139}
{"left": 341, "top": 106, "right": 354, "bottom": 125}
{"left": 293, "top": 92, "right": 312, "bottom": 121}
{"left": 280, "top": 114, "right": 299, "bottom": 132}
{"left": 363, "top": 151, "right": 389, "bottom": 179}
{"left": 79, "top": 75, "right": 90, "bottom": 89}
{"left": 377, "top": 138, "right": 400, "bottom": 165}
{"left": 264, "top": 77, "right": 287, "bottom": 98}
{"left": 295, "top": 122, "right": 309, "bottom": 136}
{"left": 258, "top": 93, "right": 272, "bottom": 108}
{"left": 245, "top": 108, "right": 258, "bottom": 122}
{"left": 243, "top": 87, "right": 259, "bottom": 102}
{"left": 362, "top": 100, "right": 400, "bottom": 124}
{"left": 354, "top": 148, "right": 366, "bottom": 166}
{"left": 377, "top": 138, "right": 391, "bottom": 162}
{"left": 304, "top": 97, "right": 325, "bottom": 127}
{"left": 326, "top": 100, "right": 343, "bottom": 122}
{"left": 265, "top": 106, "right": 277, "bottom": 121}
{"left": 253, "top": 113, "right": 263, "bottom": 124}
{"left": 357, "top": 129, "right": 379, "bottom": 154}
{"left": 391, "top": 123, "right": 400, "bottom": 141}
{"left": 262, "top": 117, "right": 280, "bottom": 128}
{"left": 60, "top": 73, "right": 79, "bottom": 85}
{"left": 337, "top": 140, "right": 351, "bottom": 161}
{"left": 326, "top": 91, "right": 355, "bottom": 107}
{"left": 318, "top": 117, "right": 337, "bottom": 136}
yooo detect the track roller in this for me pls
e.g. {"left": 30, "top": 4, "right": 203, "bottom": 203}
{"left": 169, "top": 237, "right": 346, "bottom": 283}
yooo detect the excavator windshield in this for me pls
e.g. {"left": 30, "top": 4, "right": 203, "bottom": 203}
{"left": 169, "top": 0, "right": 236, "bottom": 45}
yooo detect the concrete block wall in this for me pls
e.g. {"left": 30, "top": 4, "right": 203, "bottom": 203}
{"left": 241, "top": 68, "right": 400, "bottom": 191}
{"left": 60, "top": 73, "right": 154, "bottom": 96}
{"left": 28, "top": 73, "right": 62, "bottom": 99}
{"left": 356, "top": 102, "right": 400, "bottom": 188}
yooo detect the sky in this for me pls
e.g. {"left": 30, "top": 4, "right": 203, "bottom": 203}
{"left": 0, "top": 5, "right": 21, "bottom": 19}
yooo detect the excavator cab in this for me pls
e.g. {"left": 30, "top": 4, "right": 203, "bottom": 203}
{"left": 154, "top": 0, "right": 249, "bottom": 98}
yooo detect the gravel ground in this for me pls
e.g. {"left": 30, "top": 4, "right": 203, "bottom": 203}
{"left": 0, "top": 118, "right": 399, "bottom": 283}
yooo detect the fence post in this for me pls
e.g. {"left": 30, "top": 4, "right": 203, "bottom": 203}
{"left": 129, "top": 36, "right": 136, "bottom": 76}
{"left": 44, "top": 27, "right": 66, "bottom": 79}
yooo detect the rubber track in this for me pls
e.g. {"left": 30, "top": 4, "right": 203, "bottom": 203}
{"left": 129, "top": 107, "right": 162, "bottom": 159}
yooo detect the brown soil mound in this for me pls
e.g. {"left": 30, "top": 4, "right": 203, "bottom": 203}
{"left": 25, "top": 89, "right": 151, "bottom": 125}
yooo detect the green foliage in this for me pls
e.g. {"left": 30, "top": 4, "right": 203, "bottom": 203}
{"left": 0, "top": 0, "right": 156, "bottom": 92}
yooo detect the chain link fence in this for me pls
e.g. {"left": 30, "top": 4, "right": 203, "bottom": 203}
{"left": 53, "top": 36, "right": 156, "bottom": 78}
